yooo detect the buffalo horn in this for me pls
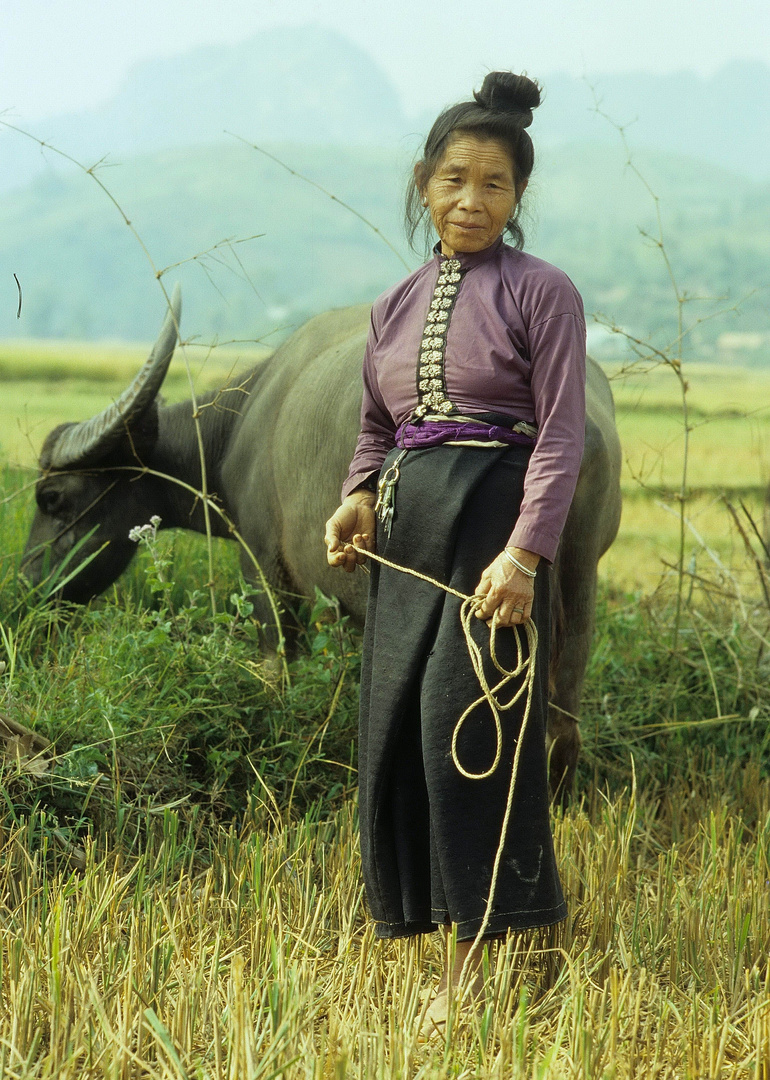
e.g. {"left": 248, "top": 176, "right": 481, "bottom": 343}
{"left": 49, "top": 284, "right": 182, "bottom": 469}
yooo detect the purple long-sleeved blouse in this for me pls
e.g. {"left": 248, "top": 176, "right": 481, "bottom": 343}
{"left": 341, "top": 236, "right": 586, "bottom": 563}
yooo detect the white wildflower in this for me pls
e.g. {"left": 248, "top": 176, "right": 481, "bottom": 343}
{"left": 129, "top": 517, "right": 162, "bottom": 544}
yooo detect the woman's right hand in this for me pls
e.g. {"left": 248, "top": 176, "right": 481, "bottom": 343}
{"left": 324, "top": 490, "right": 377, "bottom": 572}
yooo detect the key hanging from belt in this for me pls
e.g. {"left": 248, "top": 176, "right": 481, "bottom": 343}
{"left": 374, "top": 450, "right": 408, "bottom": 538}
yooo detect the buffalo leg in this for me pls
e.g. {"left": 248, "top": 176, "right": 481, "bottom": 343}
{"left": 547, "top": 545, "right": 600, "bottom": 807}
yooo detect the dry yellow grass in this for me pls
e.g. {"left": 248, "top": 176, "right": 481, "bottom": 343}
{"left": 0, "top": 765, "right": 767, "bottom": 1078}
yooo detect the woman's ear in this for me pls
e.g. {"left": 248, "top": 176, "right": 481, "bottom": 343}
{"left": 517, "top": 178, "right": 529, "bottom": 199}
{"left": 414, "top": 162, "right": 428, "bottom": 206}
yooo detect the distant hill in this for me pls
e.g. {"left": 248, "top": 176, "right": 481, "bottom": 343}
{"left": 2, "top": 25, "right": 769, "bottom": 198}
{"left": 1, "top": 140, "right": 767, "bottom": 357}
{"left": 0, "top": 142, "right": 412, "bottom": 342}
{"left": 532, "top": 143, "right": 770, "bottom": 356}
{"left": 0, "top": 25, "right": 410, "bottom": 194}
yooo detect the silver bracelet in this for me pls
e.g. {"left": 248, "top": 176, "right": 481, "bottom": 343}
{"left": 503, "top": 548, "right": 537, "bottom": 578}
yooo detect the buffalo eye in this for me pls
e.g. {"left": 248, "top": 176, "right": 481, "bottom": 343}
{"left": 37, "top": 487, "right": 67, "bottom": 517}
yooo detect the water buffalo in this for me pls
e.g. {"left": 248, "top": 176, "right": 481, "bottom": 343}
{"left": 23, "top": 287, "right": 622, "bottom": 800}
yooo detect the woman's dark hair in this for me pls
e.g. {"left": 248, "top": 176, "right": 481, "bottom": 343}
{"left": 405, "top": 71, "right": 541, "bottom": 252}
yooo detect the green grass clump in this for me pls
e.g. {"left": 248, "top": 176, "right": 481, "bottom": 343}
{"left": 0, "top": 467, "right": 361, "bottom": 851}
{"left": 579, "top": 585, "right": 770, "bottom": 798}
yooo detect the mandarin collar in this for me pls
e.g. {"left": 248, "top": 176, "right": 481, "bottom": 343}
{"left": 432, "top": 234, "right": 504, "bottom": 270}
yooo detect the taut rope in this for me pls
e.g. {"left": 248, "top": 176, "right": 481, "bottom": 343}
{"left": 351, "top": 543, "right": 538, "bottom": 985}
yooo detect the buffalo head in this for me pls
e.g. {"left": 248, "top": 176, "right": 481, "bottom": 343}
{"left": 22, "top": 286, "right": 181, "bottom": 602}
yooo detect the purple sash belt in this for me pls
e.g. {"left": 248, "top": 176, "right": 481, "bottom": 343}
{"left": 394, "top": 419, "right": 536, "bottom": 450}
{"left": 377, "top": 417, "right": 537, "bottom": 535}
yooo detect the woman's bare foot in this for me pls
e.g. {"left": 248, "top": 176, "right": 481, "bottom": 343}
{"left": 419, "top": 937, "right": 487, "bottom": 1038}
{"left": 420, "top": 988, "right": 449, "bottom": 1038}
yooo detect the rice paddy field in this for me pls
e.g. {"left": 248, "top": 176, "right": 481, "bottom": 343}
{"left": 0, "top": 341, "right": 768, "bottom": 1078}
{"left": 602, "top": 361, "right": 770, "bottom": 594}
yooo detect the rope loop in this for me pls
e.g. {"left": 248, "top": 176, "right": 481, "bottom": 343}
{"left": 452, "top": 596, "right": 537, "bottom": 779}
{"left": 351, "top": 544, "right": 537, "bottom": 783}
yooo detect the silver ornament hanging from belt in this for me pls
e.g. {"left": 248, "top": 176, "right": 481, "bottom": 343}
{"left": 374, "top": 450, "right": 407, "bottom": 537}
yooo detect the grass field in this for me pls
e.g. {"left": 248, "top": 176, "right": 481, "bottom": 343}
{"left": 609, "top": 362, "right": 770, "bottom": 493}
{"left": 0, "top": 344, "right": 768, "bottom": 1076}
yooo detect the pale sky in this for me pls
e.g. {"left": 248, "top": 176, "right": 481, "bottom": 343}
{"left": 1, "top": 0, "right": 768, "bottom": 121}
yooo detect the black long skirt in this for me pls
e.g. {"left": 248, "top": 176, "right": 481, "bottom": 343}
{"left": 358, "top": 443, "right": 567, "bottom": 941}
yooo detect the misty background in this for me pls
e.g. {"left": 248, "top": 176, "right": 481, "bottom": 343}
{"left": 1, "top": 4, "right": 768, "bottom": 361}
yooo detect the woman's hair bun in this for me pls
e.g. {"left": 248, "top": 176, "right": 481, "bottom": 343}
{"left": 473, "top": 71, "right": 541, "bottom": 128}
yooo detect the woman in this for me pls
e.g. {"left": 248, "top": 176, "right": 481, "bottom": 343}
{"left": 324, "top": 71, "right": 586, "bottom": 1025}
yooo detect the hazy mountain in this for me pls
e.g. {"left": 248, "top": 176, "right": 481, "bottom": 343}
{"left": 1, "top": 140, "right": 767, "bottom": 356}
{"left": 0, "top": 142, "right": 412, "bottom": 342}
{"left": 2, "top": 24, "right": 769, "bottom": 200}
{"left": 408, "top": 61, "right": 770, "bottom": 179}
{"left": 0, "top": 25, "right": 409, "bottom": 194}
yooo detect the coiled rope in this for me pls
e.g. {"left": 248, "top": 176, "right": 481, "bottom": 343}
{"left": 351, "top": 542, "right": 538, "bottom": 985}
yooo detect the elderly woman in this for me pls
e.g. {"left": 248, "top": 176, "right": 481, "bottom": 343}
{"left": 324, "top": 71, "right": 585, "bottom": 1023}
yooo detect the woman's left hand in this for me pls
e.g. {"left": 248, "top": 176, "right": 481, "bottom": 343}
{"left": 474, "top": 547, "right": 540, "bottom": 627}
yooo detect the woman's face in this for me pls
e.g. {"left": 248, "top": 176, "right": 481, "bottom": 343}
{"left": 421, "top": 133, "right": 522, "bottom": 256}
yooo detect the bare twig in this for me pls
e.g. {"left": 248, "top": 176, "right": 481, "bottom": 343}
{"left": 723, "top": 500, "right": 770, "bottom": 612}
{"left": 156, "top": 234, "right": 265, "bottom": 278}
{"left": 226, "top": 133, "right": 411, "bottom": 273}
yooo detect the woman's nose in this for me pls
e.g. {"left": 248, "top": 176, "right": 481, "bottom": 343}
{"left": 456, "top": 183, "right": 483, "bottom": 210}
